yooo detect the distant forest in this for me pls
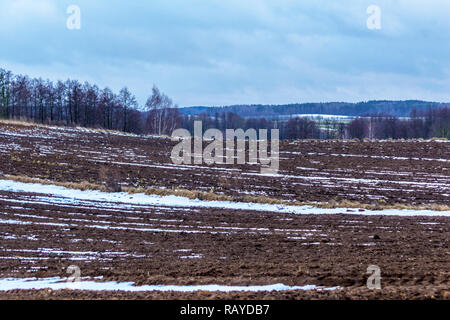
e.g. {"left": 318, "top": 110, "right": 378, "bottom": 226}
{"left": 183, "top": 107, "right": 450, "bottom": 140}
{"left": 180, "top": 100, "right": 450, "bottom": 118}
{"left": 1, "top": 68, "right": 449, "bottom": 140}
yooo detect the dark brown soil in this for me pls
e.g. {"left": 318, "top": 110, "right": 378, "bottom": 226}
{"left": 1, "top": 285, "right": 449, "bottom": 300}
{"left": 0, "top": 188, "right": 448, "bottom": 299}
{"left": 0, "top": 122, "right": 449, "bottom": 206}
{"left": 0, "top": 122, "right": 449, "bottom": 299}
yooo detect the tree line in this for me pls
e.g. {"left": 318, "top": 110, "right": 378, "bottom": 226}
{"left": 346, "top": 108, "right": 450, "bottom": 140}
{"left": 1, "top": 68, "right": 449, "bottom": 140}
{"left": 0, "top": 68, "right": 180, "bottom": 135}
{"left": 180, "top": 107, "right": 450, "bottom": 140}
{"left": 179, "top": 100, "right": 449, "bottom": 118}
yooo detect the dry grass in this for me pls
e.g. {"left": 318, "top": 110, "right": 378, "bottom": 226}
{"left": 0, "top": 118, "right": 169, "bottom": 139}
{"left": 0, "top": 118, "right": 130, "bottom": 136}
{"left": 430, "top": 137, "right": 448, "bottom": 141}
{"left": 3, "top": 174, "right": 107, "bottom": 192}
{"left": 0, "top": 119, "right": 44, "bottom": 127}
{"left": 2, "top": 174, "right": 449, "bottom": 212}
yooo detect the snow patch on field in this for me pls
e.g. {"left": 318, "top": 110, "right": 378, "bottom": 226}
{"left": 0, "top": 277, "right": 340, "bottom": 292}
{"left": 0, "top": 179, "right": 449, "bottom": 217}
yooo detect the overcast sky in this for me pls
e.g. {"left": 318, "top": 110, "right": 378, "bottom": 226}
{"left": 1, "top": 0, "right": 449, "bottom": 107}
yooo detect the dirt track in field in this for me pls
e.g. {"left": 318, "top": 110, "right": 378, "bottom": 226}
{"left": 0, "top": 122, "right": 449, "bottom": 299}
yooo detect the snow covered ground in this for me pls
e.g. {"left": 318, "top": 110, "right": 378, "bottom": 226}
{"left": 0, "top": 179, "right": 449, "bottom": 217}
{"left": 0, "top": 277, "right": 340, "bottom": 292}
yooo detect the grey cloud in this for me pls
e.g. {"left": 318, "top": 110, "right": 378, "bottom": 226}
{"left": 0, "top": 0, "right": 449, "bottom": 106}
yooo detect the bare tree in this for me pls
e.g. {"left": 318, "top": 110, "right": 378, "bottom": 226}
{"left": 54, "top": 80, "right": 66, "bottom": 123}
{"left": 99, "top": 87, "right": 115, "bottom": 130}
{"left": 119, "top": 87, "right": 138, "bottom": 132}
{"left": 144, "top": 85, "right": 180, "bottom": 135}
{"left": 0, "top": 69, "right": 12, "bottom": 118}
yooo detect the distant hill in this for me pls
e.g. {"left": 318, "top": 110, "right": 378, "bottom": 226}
{"left": 179, "top": 100, "right": 450, "bottom": 119}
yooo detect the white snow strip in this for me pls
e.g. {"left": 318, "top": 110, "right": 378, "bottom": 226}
{"left": 0, "top": 277, "right": 340, "bottom": 292}
{"left": 0, "top": 179, "right": 449, "bottom": 217}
